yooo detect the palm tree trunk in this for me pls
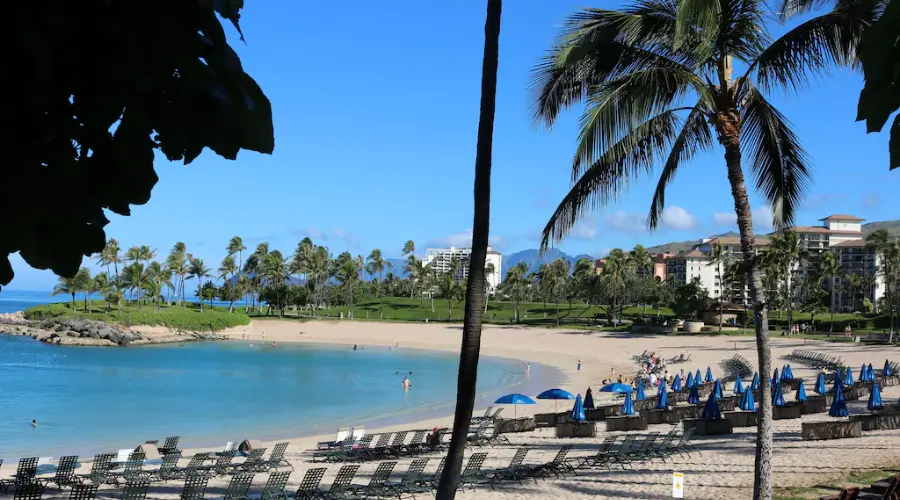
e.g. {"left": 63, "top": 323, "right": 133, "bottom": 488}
{"left": 199, "top": 279, "right": 204, "bottom": 313}
{"left": 71, "top": 292, "right": 77, "bottom": 312}
{"left": 435, "top": 2, "right": 500, "bottom": 497}
{"left": 722, "top": 134, "right": 773, "bottom": 500}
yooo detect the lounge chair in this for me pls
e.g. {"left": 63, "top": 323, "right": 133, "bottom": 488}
{"left": 470, "top": 406, "right": 494, "bottom": 424}
{"left": 179, "top": 473, "right": 209, "bottom": 500}
{"left": 216, "top": 442, "right": 238, "bottom": 457}
{"left": 358, "top": 434, "right": 392, "bottom": 461}
{"left": 348, "top": 461, "right": 396, "bottom": 498}
{"left": 150, "top": 452, "right": 184, "bottom": 482}
{"left": 47, "top": 455, "right": 80, "bottom": 489}
{"left": 322, "top": 464, "right": 361, "bottom": 499}
{"left": 457, "top": 453, "right": 489, "bottom": 491}
{"left": 112, "top": 452, "right": 148, "bottom": 486}
{"left": 485, "top": 448, "right": 531, "bottom": 488}
{"left": 317, "top": 427, "right": 352, "bottom": 450}
{"left": 120, "top": 478, "right": 151, "bottom": 500}
{"left": 384, "top": 458, "right": 430, "bottom": 499}
{"left": 77, "top": 454, "right": 115, "bottom": 486}
{"left": 628, "top": 431, "right": 660, "bottom": 466}
{"left": 237, "top": 448, "right": 268, "bottom": 473}
{"left": 387, "top": 431, "right": 409, "bottom": 457}
{"left": 526, "top": 446, "right": 574, "bottom": 480}
{"left": 289, "top": 467, "right": 326, "bottom": 500}
{"left": 222, "top": 472, "right": 255, "bottom": 500}
{"left": 177, "top": 453, "right": 211, "bottom": 478}
{"left": 312, "top": 439, "right": 354, "bottom": 463}
{"left": 649, "top": 428, "right": 679, "bottom": 463}
{"left": 258, "top": 471, "right": 292, "bottom": 500}
{"left": 426, "top": 458, "right": 447, "bottom": 490}
{"left": 198, "top": 450, "right": 234, "bottom": 476}
{"left": 606, "top": 435, "right": 636, "bottom": 470}
{"left": 2, "top": 457, "right": 40, "bottom": 492}
{"left": 144, "top": 440, "right": 159, "bottom": 446}
{"left": 264, "top": 442, "right": 293, "bottom": 471}
{"left": 402, "top": 430, "right": 428, "bottom": 456}
{"left": 159, "top": 436, "right": 181, "bottom": 456}
{"left": 673, "top": 428, "right": 699, "bottom": 458}
{"left": 67, "top": 483, "right": 98, "bottom": 500}
{"left": 351, "top": 427, "right": 366, "bottom": 442}
{"left": 13, "top": 483, "right": 44, "bottom": 500}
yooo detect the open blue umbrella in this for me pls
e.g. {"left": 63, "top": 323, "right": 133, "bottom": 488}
{"left": 868, "top": 382, "right": 883, "bottom": 411}
{"left": 695, "top": 369, "right": 703, "bottom": 387}
{"left": 494, "top": 393, "right": 537, "bottom": 418}
{"left": 734, "top": 376, "right": 745, "bottom": 395}
{"left": 687, "top": 383, "right": 701, "bottom": 405}
{"left": 772, "top": 381, "right": 785, "bottom": 407}
{"left": 584, "top": 388, "right": 595, "bottom": 410}
{"left": 537, "top": 388, "right": 575, "bottom": 413}
{"left": 635, "top": 379, "right": 646, "bottom": 401}
{"left": 700, "top": 381, "right": 722, "bottom": 420}
{"left": 715, "top": 379, "right": 723, "bottom": 399}
{"left": 572, "top": 394, "right": 586, "bottom": 422}
{"left": 814, "top": 372, "right": 827, "bottom": 395}
{"left": 655, "top": 385, "right": 669, "bottom": 410}
{"left": 705, "top": 367, "right": 714, "bottom": 383}
{"left": 739, "top": 385, "right": 756, "bottom": 411}
{"left": 621, "top": 391, "right": 635, "bottom": 416}
{"left": 868, "top": 363, "right": 875, "bottom": 382}
{"left": 599, "top": 383, "right": 633, "bottom": 394}
{"left": 795, "top": 379, "right": 807, "bottom": 402}
{"left": 829, "top": 378, "right": 848, "bottom": 417}
{"left": 844, "top": 367, "right": 854, "bottom": 386}
{"left": 685, "top": 371, "right": 694, "bottom": 389}
{"left": 751, "top": 372, "right": 760, "bottom": 391}
{"left": 884, "top": 359, "right": 893, "bottom": 377}
{"left": 772, "top": 368, "right": 780, "bottom": 388}
{"left": 859, "top": 364, "right": 867, "bottom": 383}
{"left": 671, "top": 374, "right": 682, "bottom": 392}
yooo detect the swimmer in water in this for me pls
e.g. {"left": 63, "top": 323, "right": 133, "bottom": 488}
{"left": 353, "top": 344, "right": 358, "bottom": 351}
{"left": 31, "top": 420, "right": 37, "bottom": 427}
{"left": 402, "top": 377, "right": 411, "bottom": 390}
{"left": 272, "top": 342, "right": 276, "bottom": 347}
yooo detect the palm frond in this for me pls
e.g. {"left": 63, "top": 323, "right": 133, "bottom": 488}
{"left": 751, "top": 0, "right": 880, "bottom": 93}
{"left": 740, "top": 83, "right": 812, "bottom": 228}
{"left": 674, "top": 0, "right": 721, "bottom": 58}
{"left": 648, "top": 101, "right": 715, "bottom": 228}
{"left": 540, "top": 109, "right": 685, "bottom": 250}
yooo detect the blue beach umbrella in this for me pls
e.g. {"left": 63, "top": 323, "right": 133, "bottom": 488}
{"left": 868, "top": 363, "right": 875, "bottom": 382}
{"left": 671, "top": 374, "right": 682, "bottom": 392}
{"left": 884, "top": 359, "right": 893, "bottom": 377}
{"left": 598, "top": 383, "right": 633, "bottom": 394}
{"left": 781, "top": 365, "right": 789, "bottom": 381}
{"left": 695, "top": 369, "right": 703, "bottom": 387}
{"left": 859, "top": 364, "right": 867, "bottom": 383}
{"left": 687, "top": 383, "right": 701, "bottom": 405}
{"left": 844, "top": 367, "right": 854, "bottom": 386}
{"left": 705, "top": 367, "right": 714, "bottom": 383}
{"left": 571, "top": 394, "right": 586, "bottom": 422}
{"left": 734, "top": 376, "right": 745, "bottom": 395}
{"left": 829, "top": 378, "right": 849, "bottom": 417}
{"left": 657, "top": 378, "right": 666, "bottom": 396}
{"left": 583, "top": 388, "right": 595, "bottom": 410}
{"left": 635, "top": 379, "right": 646, "bottom": 401}
{"left": 656, "top": 386, "right": 669, "bottom": 410}
{"left": 537, "top": 388, "right": 575, "bottom": 413}
{"left": 795, "top": 380, "right": 807, "bottom": 402}
{"left": 814, "top": 372, "right": 827, "bottom": 395}
{"left": 739, "top": 385, "right": 756, "bottom": 411}
{"left": 868, "top": 382, "right": 883, "bottom": 411}
{"left": 685, "top": 371, "right": 694, "bottom": 389}
{"left": 751, "top": 372, "right": 760, "bottom": 391}
{"left": 621, "top": 391, "right": 636, "bottom": 416}
{"left": 700, "top": 381, "right": 722, "bottom": 420}
{"left": 715, "top": 379, "right": 723, "bottom": 399}
{"left": 772, "top": 368, "right": 780, "bottom": 388}
{"left": 772, "top": 381, "right": 785, "bottom": 407}
{"left": 786, "top": 364, "right": 794, "bottom": 379}
{"left": 494, "top": 393, "right": 537, "bottom": 418}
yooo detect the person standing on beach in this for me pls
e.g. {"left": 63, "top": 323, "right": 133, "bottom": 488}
{"left": 262, "top": 331, "right": 266, "bottom": 342}
{"left": 526, "top": 362, "right": 531, "bottom": 377}
{"left": 577, "top": 359, "right": 581, "bottom": 372}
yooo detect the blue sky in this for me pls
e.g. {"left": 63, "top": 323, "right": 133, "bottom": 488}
{"left": 8, "top": 0, "right": 898, "bottom": 291}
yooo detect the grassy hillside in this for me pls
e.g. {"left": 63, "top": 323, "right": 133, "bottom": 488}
{"left": 23, "top": 301, "right": 250, "bottom": 331}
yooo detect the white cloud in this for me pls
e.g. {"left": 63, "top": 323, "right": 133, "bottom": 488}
{"left": 661, "top": 206, "right": 697, "bottom": 230}
{"left": 604, "top": 211, "right": 647, "bottom": 233}
{"left": 712, "top": 205, "right": 775, "bottom": 231}
{"left": 570, "top": 216, "right": 599, "bottom": 241}
{"left": 292, "top": 227, "right": 360, "bottom": 249}
{"left": 427, "top": 229, "right": 502, "bottom": 249}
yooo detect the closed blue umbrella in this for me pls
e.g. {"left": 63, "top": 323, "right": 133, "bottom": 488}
{"left": 772, "top": 368, "right": 780, "bottom": 388}
{"left": 686, "top": 371, "right": 694, "bottom": 389}
{"left": 671, "top": 374, "right": 682, "bottom": 392}
{"left": 657, "top": 378, "right": 666, "bottom": 396}
{"left": 494, "top": 393, "right": 537, "bottom": 418}
{"left": 859, "top": 364, "right": 867, "bottom": 383}
{"left": 700, "top": 381, "right": 722, "bottom": 420}
{"left": 772, "top": 381, "right": 785, "bottom": 407}
{"left": 687, "top": 383, "right": 701, "bottom": 405}
{"left": 739, "top": 385, "right": 756, "bottom": 411}
{"left": 751, "top": 372, "right": 760, "bottom": 391}
{"left": 705, "top": 367, "right": 714, "bottom": 383}
{"left": 571, "top": 394, "right": 586, "bottom": 422}
{"left": 715, "top": 379, "right": 723, "bottom": 399}
{"left": 655, "top": 386, "right": 669, "bottom": 410}
{"left": 695, "top": 369, "right": 703, "bottom": 387}
{"left": 786, "top": 364, "right": 794, "bottom": 379}
{"left": 583, "top": 388, "right": 595, "bottom": 410}
{"left": 844, "top": 367, "right": 854, "bottom": 386}
{"left": 868, "top": 382, "right": 883, "bottom": 411}
{"left": 796, "top": 380, "right": 807, "bottom": 402}
{"left": 621, "top": 391, "right": 635, "bottom": 416}
{"left": 814, "top": 372, "right": 827, "bottom": 395}
{"left": 635, "top": 379, "right": 646, "bottom": 401}
{"left": 781, "top": 365, "right": 789, "bottom": 381}
{"left": 868, "top": 363, "right": 875, "bottom": 382}
{"left": 884, "top": 359, "right": 893, "bottom": 377}
{"left": 829, "top": 378, "right": 848, "bottom": 417}
{"left": 734, "top": 376, "right": 745, "bottom": 395}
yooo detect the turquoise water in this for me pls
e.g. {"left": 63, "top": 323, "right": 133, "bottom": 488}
{"left": 0, "top": 335, "right": 558, "bottom": 461}
{"left": 0, "top": 289, "right": 66, "bottom": 314}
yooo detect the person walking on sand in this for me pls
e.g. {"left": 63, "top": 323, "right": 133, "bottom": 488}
{"left": 526, "top": 362, "right": 531, "bottom": 377}
{"left": 577, "top": 360, "right": 582, "bottom": 372}
{"left": 262, "top": 331, "right": 266, "bottom": 341}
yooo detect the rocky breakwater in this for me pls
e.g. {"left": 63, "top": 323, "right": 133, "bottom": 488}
{"left": 0, "top": 312, "right": 225, "bottom": 346}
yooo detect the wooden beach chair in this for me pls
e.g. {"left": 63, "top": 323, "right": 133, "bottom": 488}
{"left": 290, "top": 467, "right": 326, "bottom": 500}
{"left": 222, "top": 472, "right": 255, "bottom": 500}
{"left": 258, "top": 471, "right": 291, "bottom": 500}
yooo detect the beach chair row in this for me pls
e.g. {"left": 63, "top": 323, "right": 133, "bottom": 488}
{"left": 784, "top": 349, "right": 845, "bottom": 370}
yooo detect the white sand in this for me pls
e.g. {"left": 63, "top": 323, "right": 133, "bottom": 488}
{"left": 14, "top": 320, "right": 900, "bottom": 499}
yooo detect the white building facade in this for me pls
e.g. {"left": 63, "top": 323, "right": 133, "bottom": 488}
{"left": 423, "top": 246, "right": 503, "bottom": 292}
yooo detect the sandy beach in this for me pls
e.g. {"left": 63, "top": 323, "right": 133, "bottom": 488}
{"left": 10, "top": 319, "right": 900, "bottom": 499}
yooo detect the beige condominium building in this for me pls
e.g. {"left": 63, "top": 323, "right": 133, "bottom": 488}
{"left": 668, "top": 214, "right": 884, "bottom": 311}
{"left": 423, "top": 246, "right": 503, "bottom": 292}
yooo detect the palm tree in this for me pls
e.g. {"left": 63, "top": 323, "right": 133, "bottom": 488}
{"left": 403, "top": 240, "right": 416, "bottom": 260}
{"left": 121, "top": 262, "right": 147, "bottom": 310}
{"left": 93, "top": 273, "right": 113, "bottom": 313}
{"left": 96, "top": 239, "right": 119, "bottom": 282}
{"left": 219, "top": 255, "right": 238, "bottom": 312}
{"left": 534, "top": 263, "right": 550, "bottom": 318}
{"left": 438, "top": 269, "right": 460, "bottom": 318}
{"left": 819, "top": 251, "right": 843, "bottom": 335}
{"left": 500, "top": 262, "right": 530, "bottom": 322}
{"left": 124, "top": 245, "right": 141, "bottom": 265}
{"left": 770, "top": 231, "right": 807, "bottom": 333}
{"left": 146, "top": 261, "right": 171, "bottom": 313}
{"left": 52, "top": 275, "right": 80, "bottom": 311}
{"left": 366, "top": 249, "right": 386, "bottom": 319}
{"left": 188, "top": 257, "right": 212, "bottom": 312}
{"left": 548, "top": 258, "right": 571, "bottom": 326}
{"left": 435, "top": 3, "right": 501, "bottom": 496}
{"left": 629, "top": 244, "right": 653, "bottom": 314}
{"left": 167, "top": 243, "right": 188, "bottom": 310}
{"left": 867, "top": 229, "right": 897, "bottom": 341}
{"left": 227, "top": 236, "right": 246, "bottom": 275}
{"left": 530, "top": 3, "right": 875, "bottom": 495}
{"left": 138, "top": 245, "right": 157, "bottom": 269}
{"left": 708, "top": 241, "right": 729, "bottom": 331}
{"left": 484, "top": 262, "right": 495, "bottom": 314}
{"left": 74, "top": 267, "right": 94, "bottom": 312}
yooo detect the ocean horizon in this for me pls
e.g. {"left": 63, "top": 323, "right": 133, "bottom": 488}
{"left": 0, "top": 289, "right": 249, "bottom": 315}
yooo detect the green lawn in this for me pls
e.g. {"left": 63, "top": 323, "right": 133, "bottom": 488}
{"left": 23, "top": 301, "right": 250, "bottom": 332}
{"left": 775, "top": 467, "right": 900, "bottom": 500}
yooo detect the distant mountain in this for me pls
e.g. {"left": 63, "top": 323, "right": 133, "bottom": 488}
{"left": 863, "top": 220, "right": 900, "bottom": 237}
{"left": 500, "top": 248, "right": 594, "bottom": 277}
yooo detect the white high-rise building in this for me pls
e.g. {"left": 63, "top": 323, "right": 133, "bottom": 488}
{"left": 423, "top": 246, "right": 503, "bottom": 292}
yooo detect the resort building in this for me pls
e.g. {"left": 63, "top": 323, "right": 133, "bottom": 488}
{"left": 423, "top": 246, "right": 503, "bottom": 292}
